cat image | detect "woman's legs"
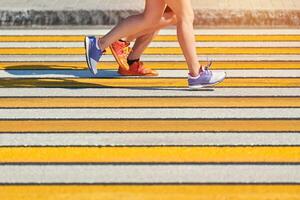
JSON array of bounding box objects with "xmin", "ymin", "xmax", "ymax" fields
[
  {"xmin": 98, "ymin": 0, "xmax": 166, "ymax": 50},
  {"xmin": 125, "ymin": 10, "xmax": 177, "ymax": 42},
  {"xmin": 127, "ymin": 11, "xmax": 177, "ymax": 60},
  {"xmin": 163, "ymin": 0, "xmax": 200, "ymax": 77}
]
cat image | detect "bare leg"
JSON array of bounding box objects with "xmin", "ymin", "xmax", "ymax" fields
[
  {"xmin": 127, "ymin": 31, "xmax": 159, "ymax": 61},
  {"xmin": 99, "ymin": 0, "xmax": 166, "ymax": 50},
  {"xmin": 163, "ymin": 0, "xmax": 200, "ymax": 77},
  {"xmin": 125, "ymin": 11, "xmax": 177, "ymax": 42},
  {"xmin": 127, "ymin": 10, "xmax": 177, "ymax": 60}
]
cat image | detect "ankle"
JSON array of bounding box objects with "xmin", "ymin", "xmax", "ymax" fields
[{"xmin": 127, "ymin": 58, "xmax": 140, "ymax": 66}]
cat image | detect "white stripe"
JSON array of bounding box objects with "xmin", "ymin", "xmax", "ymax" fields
[
  {"xmin": 0, "ymin": 88, "xmax": 299, "ymax": 97},
  {"xmin": 2, "ymin": 42, "xmax": 300, "ymax": 48},
  {"xmin": 0, "ymin": 132, "xmax": 299, "ymax": 146},
  {"xmin": 1, "ymin": 165, "xmax": 299, "ymax": 184},
  {"xmin": 1, "ymin": 55, "xmax": 300, "ymax": 62},
  {"xmin": 1, "ymin": 29, "xmax": 300, "ymax": 36},
  {"xmin": 0, "ymin": 42, "xmax": 82, "ymax": 48},
  {"xmin": 1, "ymin": 69, "xmax": 299, "ymax": 78},
  {"xmin": 0, "ymin": 108, "xmax": 299, "ymax": 119}
]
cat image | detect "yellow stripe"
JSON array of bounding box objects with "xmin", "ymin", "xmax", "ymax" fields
[
  {"xmin": 0, "ymin": 120, "xmax": 299, "ymax": 132},
  {"xmin": 0, "ymin": 78, "xmax": 299, "ymax": 88},
  {"xmin": 1, "ymin": 147, "xmax": 299, "ymax": 163},
  {"xmin": 1, "ymin": 35, "xmax": 300, "ymax": 42},
  {"xmin": 1, "ymin": 97, "xmax": 299, "ymax": 108},
  {"xmin": 1, "ymin": 47, "xmax": 300, "ymax": 55},
  {"xmin": 1, "ymin": 61, "xmax": 300, "ymax": 70},
  {"xmin": 146, "ymin": 47, "xmax": 300, "ymax": 55},
  {"xmin": 158, "ymin": 35, "xmax": 300, "ymax": 42},
  {"xmin": 1, "ymin": 185, "xmax": 299, "ymax": 200}
]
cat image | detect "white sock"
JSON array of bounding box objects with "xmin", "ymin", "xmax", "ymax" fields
[{"xmin": 188, "ymin": 73, "xmax": 200, "ymax": 79}]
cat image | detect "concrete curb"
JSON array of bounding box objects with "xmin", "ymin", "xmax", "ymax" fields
[{"xmin": 1, "ymin": 9, "xmax": 300, "ymax": 27}]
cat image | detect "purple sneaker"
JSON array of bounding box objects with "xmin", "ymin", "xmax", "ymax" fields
[
  {"xmin": 84, "ymin": 36, "xmax": 104, "ymax": 75},
  {"xmin": 188, "ymin": 62, "xmax": 226, "ymax": 89}
]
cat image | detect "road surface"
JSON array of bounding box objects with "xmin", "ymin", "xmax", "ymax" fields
[{"xmin": 0, "ymin": 28, "xmax": 299, "ymax": 199}]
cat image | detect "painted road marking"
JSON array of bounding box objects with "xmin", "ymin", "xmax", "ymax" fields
[
  {"xmin": 0, "ymin": 120, "xmax": 299, "ymax": 132},
  {"xmin": 0, "ymin": 108, "xmax": 299, "ymax": 119},
  {"xmin": 1, "ymin": 29, "xmax": 300, "ymax": 35},
  {"xmin": 1, "ymin": 132, "xmax": 299, "ymax": 146},
  {"xmin": 1, "ymin": 69, "xmax": 300, "ymax": 78},
  {"xmin": 2, "ymin": 41, "xmax": 300, "ymax": 48},
  {"xmin": 1, "ymin": 61, "xmax": 300, "ymax": 70},
  {"xmin": 0, "ymin": 185, "xmax": 299, "ymax": 200},
  {"xmin": 0, "ymin": 97, "xmax": 299, "ymax": 108},
  {"xmin": 0, "ymin": 147, "xmax": 299, "ymax": 163},
  {"xmin": 1, "ymin": 47, "xmax": 300, "ymax": 55},
  {"xmin": 2, "ymin": 35, "xmax": 300, "ymax": 42},
  {"xmin": 0, "ymin": 165, "xmax": 300, "ymax": 183},
  {"xmin": 1, "ymin": 55, "xmax": 300, "ymax": 61},
  {"xmin": 0, "ymin": 88, "xmax": 299, "ymax": 97},
  {"xmin": 0, "ymin": 78, "xmax": 299, "ymax": 88}
]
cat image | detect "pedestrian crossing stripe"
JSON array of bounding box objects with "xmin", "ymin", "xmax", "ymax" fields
[
  {"xmin": 1, "ymin": 132, "xmax": 299, "ymax": 146},
  {"xmin": 1, "ymin": 61, "xmax": 300, "ymax": 70},
  {"xmin": 1, "ymin": 47, "xmax": 300, "ymax": 55},
  {"xmin": 0, "ymin": 120, "xmax": 299, "ymax": 132},
  {"xmin": 0, "ymin": 97, "xmax": 299, "ymax": 108},
  {"xmin": 0, "ymin": 146, "xmax": 299, "ymax": 163},
  {"xmin": 0, "ymin": 78, "xmax": 299, "ymax": 88},
  {"xmin": 1, "ymin": 35, "xmax": 300, "ymax": 42},
  {"xmin": 0, "ymin": 185, "xmax": 299, "ymax": 200}
]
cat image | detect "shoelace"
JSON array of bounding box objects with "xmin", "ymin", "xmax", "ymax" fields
[
  {"xmin": 201, "ymin": 61, "xmax": 212, "ymax": 71},
  {"xmin": 200, "ymin": 61, "xmax": 213, "ymax": 76},
  {"xmin": 116, "ymin": 41, "xmax": 131, "ymax": 55}
]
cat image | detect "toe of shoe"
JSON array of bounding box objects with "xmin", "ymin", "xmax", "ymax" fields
[{"xmin": 212, "ymin": 71, "xmax": 226, "ymax": 84}]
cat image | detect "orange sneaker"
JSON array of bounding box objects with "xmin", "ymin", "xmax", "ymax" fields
[
  {"xmin": 109, "ymin": 40, "xmax": 158, "ymax": 76},
  {"xmin": 109, "ymin": 40, "xmax": 131, "ymax": 71},
  {"xmin": 118, "ymin": 61, "xmax": 158, "ymax": 76}
]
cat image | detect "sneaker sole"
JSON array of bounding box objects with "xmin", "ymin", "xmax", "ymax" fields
[{"xmin": 84, "ymin": 37, "xmax": 97, "ymax": 75}]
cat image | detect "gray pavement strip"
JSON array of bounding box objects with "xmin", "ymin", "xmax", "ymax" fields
[
  {"xmin": 0, "ymin": 165, "xmax": 299, "ymax": 184},
  {"xmin": 0, "ymin": 133, "xmax": 299, "ymax": 146},
  {"xmin": 0, "ymin": 108, "xmax": 299, "ymax": 119},
  {"xmin": 1, "ymin": 70, "xmax": 300, "ymax": 78},
  {"xmin": 0, "ymin": 88, "xmax": 299, "ymax": 97}
]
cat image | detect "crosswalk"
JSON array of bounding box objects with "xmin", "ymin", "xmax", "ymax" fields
[{"xmin": 0, "ymin": 28, "xmax": 299, "ymax": 199}]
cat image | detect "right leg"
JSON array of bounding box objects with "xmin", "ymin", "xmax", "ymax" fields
[
  {"xmin": 163, "ymin": 0, "xmax": 200, "ymax": 77},
  {"xmin": 164, "ymin": 0, "xmax": 226, "ymax": 89}
]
